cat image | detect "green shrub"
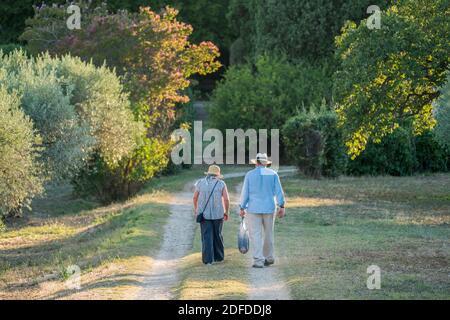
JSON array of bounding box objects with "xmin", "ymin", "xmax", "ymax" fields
[
  {"xmin": 228, "ymin": 0, "xmax": 392, "ymax": 63},
  {"xmin": 54, "ymin": 55, "xmax": 143, "ymax": 168},
  {"xmin": 282, "ymin": 108, "xmax": 347, "ymax": 177},
  {"xmin": 347, "ymin": 127, "xmax": 417, "ymax": 176},
  {"xmin": 0, "ymin": 50, "xmax": 92, "ymax": 180},
  {"xmin": 0, "ymin": 87, "xmax": 44, "ymax": 218},
  {"xmin": 414, "ymin": 131, "xmax": 448, "ymax": 173},
  {"xmin": 435, "ymin": 75, "xmax": 450, "ymax": 151},
  {"xmin": 20, "ymin": 4, "xmax": 220, "ymax": 200},
  {"xmin": 209, "ymin": 56, "xmax": 332, "ymax": 133},
  {"xmin": 0, "ymin": 49, "xmax": 143, "ymax": 203},
  {"xmin": 0, "ymin": 44, "xmax": 26, "ymax": 55}
]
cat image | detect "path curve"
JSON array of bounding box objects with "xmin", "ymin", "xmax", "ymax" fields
[{"xmin": 136, "ymin": 168, "xmax": 296, "ymax": 300}]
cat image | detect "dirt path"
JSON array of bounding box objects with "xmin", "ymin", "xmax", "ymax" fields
[
  {"xmin": 235, "ymin": 174, "xmax": 293, "ymax": 301},
  {"xmin": 135, "ymin": 171, "xmax": 248, "ymax": 300},
  {"xmin": 135, "ymin": 183, "xmax": 195, "ymax": 300},
  {"xmin": 136, "ymin": 168, "xmax": 295, "ymax": 300}
]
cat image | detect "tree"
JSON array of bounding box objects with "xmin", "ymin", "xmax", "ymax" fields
[
  {"xmin": 0, "ymin": 87, "xmax": 44, "ymax": 218},
  {"xmin": 21, "ymin": 4, "xmax": 220, "ymax": 136},
  {"xmin": 209, "ymin": 55, "xmax": 331, "ymax": 133},
  {"xmin": 0, "ymin": 50, "xmax": 92, "ymax": 180},
  {"xmin": 227, "ymin": 0, "xmax": 392, "ymax": 64},
  {"xmin": 282, "ymin": 107, "xmax": 347, "ymax": 178},
  {"xmin": 54, "ymin": 54, "xmax": 143, "ymax": 168},
  {"xmin": 334, "ymin": 0, "xmax": 450, "ymax": 158},
  {"xmin": 21, "ymin": 4, "xmax": 221, "ymax": 199},
  {"xmin": 0, "ymin": 50, "xmax": 142, "ymax": 183},
  {"xmin": 435, "ymin": 75, "xmax": 450, "ymax": 151}
]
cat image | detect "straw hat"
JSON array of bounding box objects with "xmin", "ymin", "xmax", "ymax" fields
[
  {"xmin": 250, "ymin": 153, "xmax": 272, "ymax": 165},
  {"xmin": 204, "ymin": 165, "xmax": 223, "ymax": 178}
]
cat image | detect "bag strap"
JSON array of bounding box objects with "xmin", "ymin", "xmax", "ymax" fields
[{"xmin": 199, "ymin": 180, "xmax": 220, "ymax": 214}]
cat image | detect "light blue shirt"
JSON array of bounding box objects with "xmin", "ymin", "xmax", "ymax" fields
[{"xmin": 239, "ymin": 167, "xmax": 285, "ymax": 214}]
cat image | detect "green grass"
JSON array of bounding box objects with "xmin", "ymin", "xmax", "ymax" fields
[
  {"xmin": 2, "ymin": 166, "xmax": 448, "ymax": 300},
  {"xmin": 277, "ymin": 173, "xmax": 450, "ymax": 299},
  {"xmin": 0, "ymin": 167, "xmax": 206, "ymax": 299}
]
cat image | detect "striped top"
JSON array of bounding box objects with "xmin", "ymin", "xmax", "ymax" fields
[{"xmin": 195, "ymin": 176, "xmax": 226, "ymax": 220}]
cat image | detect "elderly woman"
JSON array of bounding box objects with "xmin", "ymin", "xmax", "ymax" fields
[{"xmin": 193, "ymin": 165, "xmax": 230, "ymax": 265}]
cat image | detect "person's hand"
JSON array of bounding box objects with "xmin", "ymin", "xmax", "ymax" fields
[
  {"xmin": 224, "ymin": 212, "xmax": 229, "ymax": 221},
  {"xmin": 277, "ymin": 207, "xmax": 286, "ymax": 218},
  {"xmin": 239, "ymin": 208, "xmax": 246, "ymax": 217}
]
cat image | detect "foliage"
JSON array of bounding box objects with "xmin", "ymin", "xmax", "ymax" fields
[
  {"xmin": 21, "ymin": 3, "xmax": 220, "ymax": 134},
  {"xmin": 414, "ymin": 131, "xmax": 448, "ymax": 173},
  {"xmin": 334, "ymin": 0, "xmax": 450, "ymax": 158},
  {"xmin": 0, "ymin": 50, "xmax": 141, "ymax": 183},
  {"xmin": 21, "ymin": 3, "xmax": 221, "ymax": 199},
  {"xmin": 73, "ymin": 137, "xmax": 171, "ymax": 202},
  {"xmin": 434, "ymin": 75, "xmax": 450, "ymax": 151},
  {"xmin": 347, "ymin": 127, "xmax": 417, "ymax": 176},
  {"xmin": 53, "ymin": 55, "xmax": 143, "ymax": 167},
  {"xmin": 0, "ymin": 43, "xmax": 26, "ymax": 55},
  {"xmin": 0, "ymin": 50, "xmax": 92, "ymax": 180},
  {"xmin": 126, "ymin": 7, "xmax": 220, "ymax": 136},
  {"xmin": 0, "ymin": 0, "xmax": 35, "ymax": 44},
  {"xmin": 3, "ymin": 0, "xmax": 232, "ymax": 51},
  {"xmin": 209, "ymin": 55, "xmax": 331, "ymax": 132},
  {"xmin": 0, "ymin": 87, "xmax": 44, "ymax": 218},
  {"xmin": 227, "ymin": 0, "xmax": 392, "ymax": 63},
  {"xmin": 282, "ymin": 107, "xmax": 347, "ymax": 178}
]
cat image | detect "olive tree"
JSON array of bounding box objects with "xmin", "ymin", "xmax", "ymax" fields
[{"xmin": 0, "ymin": 87, "xmax": 44, "ymax": 218}]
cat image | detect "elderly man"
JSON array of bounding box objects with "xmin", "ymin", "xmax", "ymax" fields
[{"xmin": 239, "ymin": 153, "xmax": 286, "ymax": 268}]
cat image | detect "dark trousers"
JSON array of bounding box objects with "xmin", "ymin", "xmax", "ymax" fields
[{"xmin": 200, "ymin": 219, "xmax": 224, "ymax": 264}]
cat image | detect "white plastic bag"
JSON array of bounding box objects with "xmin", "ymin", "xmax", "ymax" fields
[{"xmin": 238, "ymin": 217, "xmax": 250, "ymax": 254}]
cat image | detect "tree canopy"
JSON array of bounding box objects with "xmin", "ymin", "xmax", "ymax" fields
[
  {"xmin": 0, "ymin": 87, "xmax": 43, "ymax": 217},
  {"xmin": 334, "ymin": 0, "xmax": 450, "ymax": 158}
]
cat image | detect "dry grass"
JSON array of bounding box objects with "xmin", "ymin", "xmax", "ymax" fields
[
  {"xmin": 0, "ymin": 165, "xmax": 251, "ymax": 300},
  {"xmin": 277, "ymin": 173, "xmax": 450, "ymax": 299},
  {"xmin": 2, "ymin": 167, "xmax": 448, "ymax": 300},
  {"xmin": 0, "ymin": 167, "xmax": 207, "ymax": 300}
]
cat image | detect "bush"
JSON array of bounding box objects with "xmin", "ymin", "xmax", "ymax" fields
[
  {"xmin": 54, "ymin": 55, "xmax": 143, "ymax": 168},
  {"xmin": 435, "ymin": 75, "xmax": 450, "ymax": 151},
  {"xmin": 0, "ymin": 87, "xmax": 44, "ymax": 218},
  {"xmin": 414, "ymin": 131, "xmax": 448, "ymax": 173},
  {"xmin": 282, "ymin": 108, "xmax": 347, "ymax": 178},
  {"xmin": 209, "ymin": 56, "xmax": 332, "ymax": 133},
  {"xmin": 0, "ymin": 50, "xmax": 142, "ymax": 182},
  {"xmin": 21, "ymin": 4, "xmax": 221, "ymax": 200},
  {"xmin": 0, "ymin": 50, "xmax": 92, "ymax": 180},
  {"xmin": 228, "ymin": 0, "xmax": 392, "ymax": 63},
  {"xmin": 0, "ymin": 44, "xmax": 26, "ymax": 55},
  {"xmin": 347, "ymin": 127, "xmax": 417, "ymax": 176}
]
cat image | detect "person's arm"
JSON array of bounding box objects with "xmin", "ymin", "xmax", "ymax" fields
[
  {"xmin": 239, "ymin": 174, "xmax": 249, "ymax": 217},
  {"xmin": 222, "ymin": 184, "xmax": 230, "ymax": 221},
  {"xmin": 274, "ymin": 174, "xmax": 286, "ymax": 218},
  {"xmin": 193, "ymin": 190, "xmax": 199, "ymax": 217}
]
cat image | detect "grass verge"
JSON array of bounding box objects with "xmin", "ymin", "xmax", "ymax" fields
[
  {"xmin": 277, "ymin": 173, "xmax": 450, "ymax": 299},
  {"xmin": 0, "ymin": 167, "xmax": 204, "ymax": 300}
]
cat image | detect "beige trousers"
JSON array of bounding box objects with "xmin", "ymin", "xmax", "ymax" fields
[{"xmin": 247, "ymin": 213, "xmax": 275, "ymax": 266}]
